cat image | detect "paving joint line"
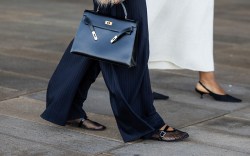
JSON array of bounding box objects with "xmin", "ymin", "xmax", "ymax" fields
[
  {"xmin": 180, "ymin": 112, "xmax": 229, "ymax": 129},
  {"xmin": 195, "ymin": 125, "xmax": 250, "ymax": 139},
  {"xmin": 0, "ymin": 51, "xmax": 60, "ymax": 64},
  {"xmin": 224, "ymin": 115, "xmax": 250, "ymax": 122},
  {"xmin": 94, "ymin": 140, "xmax": 143, "ymax": 156},
  {"xmin": 0, "ymin": 131, "xmax": 89, "ymax": 155},
  {"xmin": 0, "ymin": 89, "xmax": 46, "ymax": 102},
  {"xmin": 187, "ymin": 137, "xmax": 250, "ymax": 155},
  {"xmin": 0, "ymin": 113, "xmax": 123, "ymax": 144},
  {"xmin": 0, "ymin": 70, "xmax": 49, "ymax": 81}
]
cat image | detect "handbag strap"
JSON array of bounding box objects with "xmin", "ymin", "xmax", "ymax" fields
[
  {"xmin": 84, "ymin": 15, "xmax": 133, "ymax": 42},
  {"xmin": 96, "ymin": 1, "xmax": 128, "ymax": 19},
  {"xmin": 84, "ymin": 16, "xmax": 98, "ymax": 41},
  {"xmin": 110, "ymin": 27, "xmax": 133, "ymax": 44}
]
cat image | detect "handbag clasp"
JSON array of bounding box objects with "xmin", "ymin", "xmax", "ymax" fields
[{"xmin": 105, "ymin": 21, "xmax": 113, "ymax": 26}]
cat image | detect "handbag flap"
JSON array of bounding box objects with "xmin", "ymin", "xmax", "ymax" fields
[{"xmin": 83, "ymin": 10, "xmax": 137, "ymax": 32}]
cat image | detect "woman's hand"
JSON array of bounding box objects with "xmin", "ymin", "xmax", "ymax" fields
[{"xmin": 96, "ymin": 0, "xmax": 125, "ymax": 5}]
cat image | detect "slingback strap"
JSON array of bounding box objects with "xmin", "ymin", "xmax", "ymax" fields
[
  {"xmin": 110, "ymin": 27, "xmax": 133, "ymax": 44},
  {"xmin": 198, "ymin": 81, "xmax": 212, "ymax": 93},
  {"xmin": 159, "ymin": 125, "xmax": 169, "ymax": 138},
  {"xmin": 84, "ymin": 16, "xmax": 98, "ymax": 41},
  {"xmin": 78, "ymin": 118, "xmax": 86, "ymax": 127}
]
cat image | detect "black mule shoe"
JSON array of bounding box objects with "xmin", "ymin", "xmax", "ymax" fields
[
  {"xmin": 153, "ymin": 92, "xmax": 169, "ymax": 100},
  {"xmin": 195, "ymin": 81, "xmax": 242, "ymax": 103},
  {"xmin": 151, "ymin": 125, "xmax": 189, "ymax": 142}
]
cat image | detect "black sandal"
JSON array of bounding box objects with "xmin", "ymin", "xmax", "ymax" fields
[
  {"xmin": 67, "ymin": 118, "xmax": 106, "ymax": 131},
  {"xmin": 151, "ymin": 125, "xmax": 189, "ymax": 142},
  {"xmin": 153, "ymin": 92, "xmax": 169, "ymax": 100}
]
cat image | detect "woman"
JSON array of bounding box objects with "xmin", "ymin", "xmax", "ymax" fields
[
  {"xmin": 147, "ymin": 0, "xmax": 241, "ymax": 102},
  {"xmin": 41, "ymin": 0, "xmax": 189, "ymax": 142}
]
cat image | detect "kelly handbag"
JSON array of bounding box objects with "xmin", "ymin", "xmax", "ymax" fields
[{"xmin": 70, "ymin": 2, "xmax": 138, "ymax": 67}]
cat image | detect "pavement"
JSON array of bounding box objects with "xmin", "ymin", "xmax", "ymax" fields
[{"xmin": 0, "ymin": 0, "xmax": 250, "ymax": 155}]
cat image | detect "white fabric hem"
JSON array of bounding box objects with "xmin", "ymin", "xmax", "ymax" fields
[{"xmin": 148, "ymin": 61, "xmax": 214, "ymax": 72}]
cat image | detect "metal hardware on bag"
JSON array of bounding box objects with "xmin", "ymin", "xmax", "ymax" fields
[
  {"xmin": 110, "ymin": 27, "xmax": 133, "ymax": 44},
  {"xmin": 105, "ymin": 21, "xmax": 113, "ymax": 26},
  {"xmin": 84, "ymin": 16, "xmax": 98, "ymax": 41},
  {"xmin": 92, "ymin": 31, "xmax": 98, "ymax": 40},
  {"xmin": 110, "ymin": 36, "xmax": 118, "ymax": 43}
]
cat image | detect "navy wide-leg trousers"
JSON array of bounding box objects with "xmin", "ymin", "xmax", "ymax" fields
[{"xmin": 41, "ymin": 0, "xmax": 165, "ymax": 142}]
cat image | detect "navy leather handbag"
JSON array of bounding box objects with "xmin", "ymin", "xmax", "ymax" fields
[{"xmin": 70, "ymin": 3, "xmax": 138, "ymax": 67}]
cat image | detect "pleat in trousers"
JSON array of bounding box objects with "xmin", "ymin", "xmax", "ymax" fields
[{"xmin": 41, "ymin": 0, "xmax": 165, "ymax": 142}]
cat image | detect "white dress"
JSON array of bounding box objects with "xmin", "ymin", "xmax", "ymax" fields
[{"xmin": 147, "ymin": 0, "xmax": 214, "ymax": 71}]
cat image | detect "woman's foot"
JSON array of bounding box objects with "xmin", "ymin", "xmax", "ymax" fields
[
  {"xmin": 196, "ymin": 80, "xmax": 225, "ymax": 96},
  {"xmin": 151, "ymin": 125, "xmax": 189, "ymax": 142},
  {"xmin": 67, "ymin": 118, "xmax": 106, "ymax": 131},
  {"xmin": 195, "ymin": 81, "xmax": 242, "ymax": 102},
  {"xmin": 198, "ymin": 71, "xmax": 225, "ymax": 95},
  {"xmin": 196, "ymin": 72, "xmax": 242, "ymax": 102}
]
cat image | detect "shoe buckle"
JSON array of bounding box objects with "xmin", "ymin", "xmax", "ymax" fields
[{"xmin": 160, "ymin": 131, "xmax": 166, "ymax": 138}]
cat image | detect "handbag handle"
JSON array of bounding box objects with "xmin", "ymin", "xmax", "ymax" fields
[{"xmin": 96, "ymin": 1, "xmax": 128, "ymax": 19}]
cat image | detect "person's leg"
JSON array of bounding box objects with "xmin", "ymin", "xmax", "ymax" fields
[
  {"xmin": 66, "ymin": 61, "xmax": 106, "ymax": 130},
  {"xmin": 196, "ymin": 71, "xmax": 225, "ymax": 95},
  {"xmin": 67, "ymin": 61, "xmax": 101, "ymax": 120},
  {"xmin": 195, "ymin": 71, "xmax": 241, "ymax": 102},
  {"xmin": 95, "ymin": 0, "xmax": 188, "ymax": 142},
  {"xmin": 41, "ymin": 40, "xmax": 104, "ymax": 127}
]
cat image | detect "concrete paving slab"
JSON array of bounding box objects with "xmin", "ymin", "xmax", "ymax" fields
[
  {"xmin": 84, "ymin": 86, "xmax": 113, "ymax": 116},
  {"xmin": 0, "ymin": 26, "xmax": 71, "ymax": 53},
  {"xmin": 0, "ymin": 115, "xmax": 123, "ymax": 155},
  {"xmin": 0, "ymin": 54, "xmax": 56, "ymax": 79},
  {"xmin": 21, "ymin": 85, "xmax": 228, "ymax": 135},
  {"xmin": 0, "ymin": 86, "xmax": 19, "ymax": 101},
  {"xmin": 110, "ymin": 140, "xmax": 249, "ymax": 156},
  {"xmin": 0, "ymin": 71, "xmax": 48, "ymax": 91},
  {"xmin": 164, "ymin": 68, "xmax": 248, "ymax": 97},
  {"xmin": 0, "ymin": 47, "xmax": 62, "ymax": 64},
  {"xmin": 149, "ymin": 72, "xmax": 249, "ymax": 111},
  {"xmin": 0, "ymin": 133, "xmax": 85, "ymax": 156},
  {"xmin": 96, "ymin": 153, "xmax": 114, "ymax": 156},
  {"xmin": 214, "ymin": 42, "xmax": 235, "ymax": 52},
  {"xmin": 0, "ymin": 0, "xmax": 92, "ymax": 53},
  {"xmin": 196, "ymin": 116, "xmax": 250, "ymax": 137},
  {"xmin": 226, "ymin": 106, "xmax": 250, "ymax": 120},
  {"xmin": 214, "ymin": 49, "xmax": 250, "ymax": 70},
  {"xmin": 154, "ymin": 100, "xmax": 227, "ymax": 128},
  {"xmin": 183, "ymin": 126, "xmax": 250, "ymax": 154},
  {"xmin": 0, "ymin": 71, "xmax": 47, "ymax": 101},
  {"xmin": 214, "ymin": 64, "xmax": 250, "ymax": 88},
  {"xmin": 23, "ymin": 77, "xmax": 113, "ymax": 115},
  {"xmin": 0, "ymin": 96, "xmax": 122, "ymax": 141},
  {"xmin": 151, "ymin": 63, "xmax": 250, "ymax": 89},
  {"xmin": 25, "ymin": 75, "xmax": 244, "ymax": 130},
  {"xmin": 155, "ymin": 87, "xmax": 249, "ymax": 111},
  {"xmin": 40, "ymin": 76, "xmax": 229, "ymax": 128},
  {"xmin": 215, "ymin": 45, "xmax": 250, "ymax": 58},
  {"xmin": 24, "ymin": 90, "xmax": 47, "ymax": 102},
  {"xmin": 0, "ymin": 97, "xmax": 48, "ymax": 124},
  {"xmin": 214, "ymin": 19, "xmax": 250, "ymax": 43}
]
